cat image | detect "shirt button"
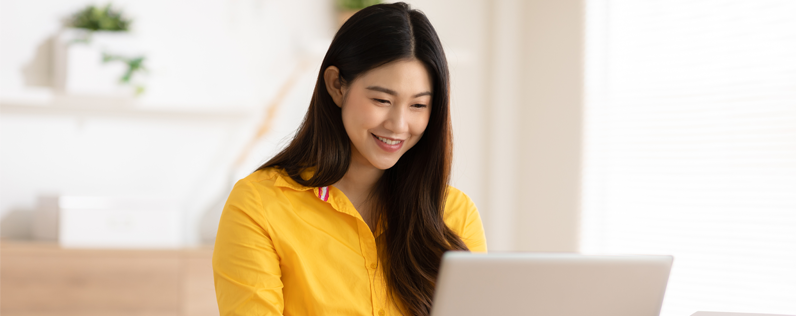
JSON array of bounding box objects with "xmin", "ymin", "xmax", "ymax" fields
[
  {"xmin": 378, "ymin": 309, "xmax": 385, "ymax": 316},
  {"xmin": 370, "ymin": 263, "xmax": 378, "ymax": 269}
]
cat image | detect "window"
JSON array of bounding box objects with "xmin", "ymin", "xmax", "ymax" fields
[{"xmin": 582, "ymin": 1, "xmax": 796, "ymax": 315}]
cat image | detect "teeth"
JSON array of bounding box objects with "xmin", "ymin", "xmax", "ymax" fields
[{"xmin": 377, "ymin": 136, "xmax": 402, "ymax": 145}]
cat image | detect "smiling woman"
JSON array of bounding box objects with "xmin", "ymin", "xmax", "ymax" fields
[{"xmin": 211, "ymin": 2, "xmax": 487, "ymax": 316}]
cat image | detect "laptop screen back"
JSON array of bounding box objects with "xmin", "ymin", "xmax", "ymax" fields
[{"xmin": 431, "ymin": 252, "xmax": 673, "ymax": 316}]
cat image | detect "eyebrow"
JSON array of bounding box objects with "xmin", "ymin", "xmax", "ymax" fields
[{"xmin": 366, "ymin": 86, "xmax": 432, "ymax": 98}]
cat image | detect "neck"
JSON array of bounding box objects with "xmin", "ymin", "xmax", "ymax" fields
[
  {"xmin": 333, "ymin": 147, "xmax": 385, "ymax": 233},
  {"xmin": 336, "ymin": 156, "xmax": 384, "ymax": 197}
]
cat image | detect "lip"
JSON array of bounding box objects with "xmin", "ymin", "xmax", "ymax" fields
[{"xmin": 372, "ymin": 133, "xmax": 404, "ymax": 153}]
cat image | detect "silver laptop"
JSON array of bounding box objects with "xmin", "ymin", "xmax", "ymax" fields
[{"xmin": 431, "ymin": 252, "xmax": 673, "ymax": 316}]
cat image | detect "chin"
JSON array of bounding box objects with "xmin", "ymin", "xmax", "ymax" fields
[
  {"xmin": 374, "ymin": 163, "xmax": 398, "ymax": 170},
  {"xmin": 370, "ymin": 158, "xmax": 400, "ymax": 170}
]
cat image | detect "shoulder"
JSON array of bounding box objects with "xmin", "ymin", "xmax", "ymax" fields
[
  {"xmin": 442, "ymin": 186, "xmax": 487, "ymax": 252},
  {"xmin": 224, "ymin": 167, "xmax": 295, "ymax": 222},
  {"xmin": 442, "ymin": 186, "xmax": 476, "ymax": 225},
  {"xmin": 443, "ymin": 186, "xmax": 475, "ymax": 215},
  {"xmin": 230, "ymin": 168, "xmax": 283, "ymax": 200}
]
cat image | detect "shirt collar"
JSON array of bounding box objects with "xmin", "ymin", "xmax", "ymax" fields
[
  {"xmin": 271, "ymin": 167, "xmax": 382, "ymax": 238},
  {"xmin": 272, "ymin": 167, "xmax": 316, "ymax": 191}
]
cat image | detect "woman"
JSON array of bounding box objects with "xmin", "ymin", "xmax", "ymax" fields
[{"xmin": 212, "ymin": 3, "xmax": 487, "ymax": 315}]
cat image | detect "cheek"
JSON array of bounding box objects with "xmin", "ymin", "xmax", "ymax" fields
[
  {"xmin": 410, "ymin": 113, "xmax": 431, "ymax": 138},
  {"xmin": 342, "ymin": 99, "xmax": 379, "ymax": 133}
]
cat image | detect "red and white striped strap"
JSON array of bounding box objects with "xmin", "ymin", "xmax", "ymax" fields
[{"xmin": 317, "ymin": 186, "xmax": 329, "ymax": 202}]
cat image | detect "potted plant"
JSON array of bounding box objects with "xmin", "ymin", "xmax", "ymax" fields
[
  {"xmin": 53, "ymin": 4, "xmax": 147, "ymax": 98},
  {"xmin": 67, "ymin": 3, "xmax": 132, "ymax": 41}
]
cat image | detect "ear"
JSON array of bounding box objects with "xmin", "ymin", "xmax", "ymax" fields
[{"xmin": 324, "ymin": 66, "xmax": 345, "ymax": 108}]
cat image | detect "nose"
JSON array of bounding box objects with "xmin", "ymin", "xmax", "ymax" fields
[{"xmin": 384, "ymin": 104, "xmax": 409, "ymax": 135}]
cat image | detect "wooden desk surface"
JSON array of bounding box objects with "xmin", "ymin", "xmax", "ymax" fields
[{"xmin": 0, "ymin": 241, "xmax": 218, "ymax": 316}]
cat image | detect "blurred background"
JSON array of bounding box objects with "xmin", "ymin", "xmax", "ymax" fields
[{"xmin": 0, "ymin": 0, "xmax": 794, "ymax": 315}]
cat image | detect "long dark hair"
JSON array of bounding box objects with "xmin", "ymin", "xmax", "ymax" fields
[{"xmin": 258, "ymin": 3, "xmax": 468, "ymax": 315}]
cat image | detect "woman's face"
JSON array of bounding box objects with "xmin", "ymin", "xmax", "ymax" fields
[{"xmin": 328, "ymin": 59, "xmax": 433, "ymax": 170}]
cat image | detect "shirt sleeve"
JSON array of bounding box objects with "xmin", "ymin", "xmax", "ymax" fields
[
  {"xmin": 460, "ymin": 193, "xmax": 488, "ymax": 253},
  {"xmin": 445, "ymin": 188, "xmax": 488, "ymax": 253},
  {"xmin": 212, "ymin": 179, "xmax": 285, "ymax": 315}
]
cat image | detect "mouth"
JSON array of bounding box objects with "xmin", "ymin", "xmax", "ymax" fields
[
  {"xmin": 372, "ymin": 133, "xmax": 404, "ymax": 153},
  {"xmin": 372, "ymin": 134, "xmax": 404, "ymax": 145}
]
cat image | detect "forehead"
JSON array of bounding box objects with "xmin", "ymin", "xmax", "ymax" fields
[{"xmin": 353, "ymin": 59, "xmax": 433, "ymax": 94}]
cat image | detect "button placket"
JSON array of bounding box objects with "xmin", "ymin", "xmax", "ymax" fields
[
  {"xmin": 326, "ymin": 185, "xmax": 383, "ymax": 315},
  {"xmin": 351, "ymin": 214, "xmax": 379, "ymax": 315},
  {"xmin": 372, "ymin": 263, "xmax": 387, "ymax": 316}
]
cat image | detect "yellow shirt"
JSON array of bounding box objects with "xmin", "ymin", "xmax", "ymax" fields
[{"xmin": 212, "ymin": 167, "xmax": 487, "ymax": 315}]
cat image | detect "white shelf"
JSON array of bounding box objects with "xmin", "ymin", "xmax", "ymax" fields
[{"xmin": 0, "ymin": 95, "xmax": 252, "ymax": 121}]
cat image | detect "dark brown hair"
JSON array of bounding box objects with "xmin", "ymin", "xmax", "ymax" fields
[{"xmin": 258, "ymin": 2, "xmax": 468, "ymax": 315}]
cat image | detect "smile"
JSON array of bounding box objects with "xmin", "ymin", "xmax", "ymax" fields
[
  {"xmin": 373, "ymin": 134, "xmax": 403, "ymax": 145},
  {"xmin": 371, "ymin": 134, "xmax": 404, "ymax": 153}
]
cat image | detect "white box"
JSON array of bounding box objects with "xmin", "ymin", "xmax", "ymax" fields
[
  {"xmin": 57, "ymin": 196, "xmax": 183, "ymax": 249},
  {"xmin": 52, "ymin": 28, "xmax": 144, "ymax": 98}
]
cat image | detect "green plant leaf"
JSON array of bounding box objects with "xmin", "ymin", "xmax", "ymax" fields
[
  {"xmin": 66, "ymin": 3, "xmax": 132, "ymax": 31},
  {"xmin": 337, "ymin": 0, "xmax": 381, "ymax": 10},
  {"xmin": 101, "ymin": 52, "xmax": 147, "ymax": 89}
]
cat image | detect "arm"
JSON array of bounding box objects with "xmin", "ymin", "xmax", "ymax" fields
[{"xmin": 212, "ymin": 180, "xmax": 285, "ymax": 315}]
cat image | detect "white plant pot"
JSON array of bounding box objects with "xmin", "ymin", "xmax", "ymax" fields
[{"xmin": 52, "ymin": 28, "xmax": 145, "ymax": 98}]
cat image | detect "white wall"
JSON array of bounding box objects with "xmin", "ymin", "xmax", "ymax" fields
[{"xmin": 515, "ymin": 0, "xmax": 584, "ymax": 252}]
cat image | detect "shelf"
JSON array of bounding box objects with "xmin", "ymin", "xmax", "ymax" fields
[{"xmin": 0, "ymin": 95, "xmax": 252, "ymax": 121}]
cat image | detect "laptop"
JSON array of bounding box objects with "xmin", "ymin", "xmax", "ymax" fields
[{"xmin": 431, "ymin": 252, "xmax": 673, "ymax": 316}]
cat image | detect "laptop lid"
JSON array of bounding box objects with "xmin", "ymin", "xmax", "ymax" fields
[{"xmin": 431, "ymin": 252, "xmax": 673, "ymax": 316}]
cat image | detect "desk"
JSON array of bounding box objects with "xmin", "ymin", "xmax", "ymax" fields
[{"xmin": 0, "ymin": 241, "xmax": 218, "ymax": 316}]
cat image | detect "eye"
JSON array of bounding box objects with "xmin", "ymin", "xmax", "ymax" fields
[
  {"xmin": 373, "ymin": 98, "xmax": 390, "ymax": 105},
  {"xmin": 412, "ymin": 103, "xmax": 428, "ymax": 108}
]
